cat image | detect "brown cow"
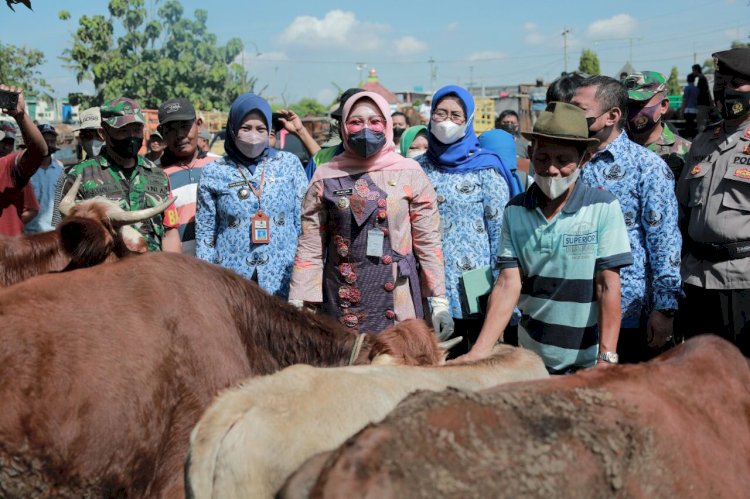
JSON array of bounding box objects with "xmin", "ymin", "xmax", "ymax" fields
[
  {"xmin": 283, "ymin": 336, "xmax": 750, "ymax": 499},
  {"xmin": 0, "ymin": 253, "xmax": 447, "ymax": 498},
  {"xmin": 0, "ymin": 175, "xmax": 174, "ymax": 287}
]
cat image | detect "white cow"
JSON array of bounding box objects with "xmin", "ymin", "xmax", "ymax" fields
[{"xmin": 186, "ymin": 344, "xmax": 549, "ymax": 499}]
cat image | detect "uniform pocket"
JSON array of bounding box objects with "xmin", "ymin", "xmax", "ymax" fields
[
  {"xmin": 685, "ymin": 162, "xmax": 710, "ymax": 207},
  {"xmin": 721, "ymin": 165, "xmax": 750, "ymax": 212}
]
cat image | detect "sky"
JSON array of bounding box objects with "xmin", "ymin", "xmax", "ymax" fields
[{"xmin": 1, "ymin": 0, "xmax": 748, "ymax": 107}]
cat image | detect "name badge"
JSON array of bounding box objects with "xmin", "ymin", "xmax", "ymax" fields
[
  {"xmin": 366, "ymin": 229, "xmax": 384, "ymax": 258},
  {"xmin": 333, "ymin": 188, "xmax": 354, "ymax": 196},
  {"xmin": 251, "ymin": 211, "xmax": 270, "ymax": 244}
]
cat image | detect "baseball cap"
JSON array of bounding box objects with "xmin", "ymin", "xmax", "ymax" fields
[
  {"xmin": 76, "ymin": 107, "xmax": 101, "ymax": 130},
  {"xmin": 1, "ymin": 122, "xmax": 17, "ymax": 142},
  {"xmin": 713, "ymin": 48, "xmax": 750, "ymax": 79},
  {"xmin": 149, "ymin": 130, "xmax": 163, "ymax": 140},
  {"xmin": 37, "ymin": 123, "xmax": 58, "ymax": 137},
  {"xmin": 622, "ymin": 71, "xmax": 667, "ymax": 101},
  {"xmin": 331, "ymin": 88, "xmax": 365, "ymax": 121},
  {"xmin": 521, "ymin": 101, "xmax": 600, "ymax": 146},
  {"xmin": 100, "ymin": 98, "xmax": 146, "ymax": 128},
  {"xmin": 158, "ymin": 98, "xmax": 196, "ymax": 125}
]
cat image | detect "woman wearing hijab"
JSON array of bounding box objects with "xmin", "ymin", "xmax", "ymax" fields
[
  {"xmin": 399, "ymin": 125, "xmax": 429, "ymax": 159},
  {"xmin": 478, "ymin": 128, "xmax": 529, "ymax": 192},
  {"xmin": 417, "ymin": 85, "xmax": 519, "ymax": 354},
  {"xmin": 289, "ymin": 91, "xmax": 453, "ymax": 338},
  {"xmin": 195, "ymin": 93, "xmax": 308, "ymax": 298}
]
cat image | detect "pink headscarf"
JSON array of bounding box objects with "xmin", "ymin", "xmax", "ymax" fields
[{"xmin": 312, "ymin": 91, "xmax": 422, "ymax": 181}]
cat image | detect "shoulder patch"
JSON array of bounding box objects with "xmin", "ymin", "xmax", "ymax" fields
[{"xmin": 734, "ymin": 167, "xmax": 750, "ymax": 180}]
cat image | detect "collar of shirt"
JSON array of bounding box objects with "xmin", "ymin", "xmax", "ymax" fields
[
  {"xmin": 657, "ymin": 124, "xmax": 676, "ymax": 147},
  {"xmin": 591, "ymin": 130, "xmax": 627, "ymax": 163},
  {"xmin": 98, "ymin": 150, "xmax": 155, "ymax": 171}
]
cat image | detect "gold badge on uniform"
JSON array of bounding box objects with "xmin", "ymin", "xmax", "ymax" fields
[
  {"xmin": 734, "ymin": 168, "xmax": 750, "ymax": 180},
  {"xmin": 733, "ymin": 102, "xmax": 744, "ymax": 115},
  {"xmin": 690, "ymin": 165, "xmax": 702, "ymax": 175},
  {"xmin": 337, "ymin": 196, "xmax": 350, "ymax": 209},
  {"xmin": 713, "ymin": 126, "xmax": 721, "ymax": 139}
]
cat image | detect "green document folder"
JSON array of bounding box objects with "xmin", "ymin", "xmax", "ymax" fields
[{"xmin": 461, "ymin": 266, "xmax": 495, "ymax": 315}]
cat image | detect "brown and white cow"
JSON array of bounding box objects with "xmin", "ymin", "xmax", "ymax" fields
[
  {"xmin": 0, "ymin": 253, "xmax": 448, "ymax": 499},
  {"xmin": 185, "ymin": 344, "xmax": 549, "ymax": 499},
  {"xmin": 283, "ymin": 335, "xmax": 750, "ymax": 499},
  {"xmin": 0, "ymin": 175, "xmax": 174, "ymax": 287}
]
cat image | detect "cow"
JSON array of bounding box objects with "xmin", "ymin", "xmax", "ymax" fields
[
  {"xmin": 282, "ymin": 335, "xmax": 750, "ymax": 499},
  {"xmin": 185, "ymin": 344, "xmax": 549, "ymax": 499},
  {"xmin": 0, "ymin": 175, "xmax": 174, "ymax": 287},
  {"xmin": 0, "ymin": 252, "xmax": 450, "ymax": 499}
]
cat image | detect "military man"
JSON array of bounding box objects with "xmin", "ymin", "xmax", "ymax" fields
[
  {"xmin": 55, "ymin": 97, "xmax": 180, "ymax": 252},
  {"xmin": 624, "ymin": 71, "xmax": 691, "ymax": 182},
  {"xmin": 676, "ymin": 48, "xmax": 750, "ymax": 355}
]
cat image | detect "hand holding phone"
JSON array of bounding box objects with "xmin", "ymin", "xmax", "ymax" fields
[{"xmin": 0, "ymin": 85, "xmax": 24, "ymax": 117}]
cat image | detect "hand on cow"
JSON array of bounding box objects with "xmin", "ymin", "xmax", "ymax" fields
[
  {"xmin": 647, "ymin": 310, "xmax": 674, "ymax": 349},
  {"xmin": 430, "ymin": 296, "xmax": 454, "ymax": 340},
  {"xmin": 449, "ymin": 343, "xmax": 493, "ymax": 364}
]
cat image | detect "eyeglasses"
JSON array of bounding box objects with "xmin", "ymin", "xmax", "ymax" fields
[
  {"xmin": 432, "ymin": 109, "xmax": 466, "ymax": 124},
  {"xmin": 345, "ymin": 116, "xmax": 386, "ymax": 133}
]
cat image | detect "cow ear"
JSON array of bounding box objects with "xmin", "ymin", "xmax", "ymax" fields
[{"xmin": 59, "ymin": 217, "xmax": 115, "ymax": 270}]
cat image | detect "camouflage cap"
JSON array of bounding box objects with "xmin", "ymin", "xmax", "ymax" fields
[
  {"xmin": 100, "ymin": 97, "xmax": 146, "ymax": 128},
  {"xmin": 623, "ymin": 71, "xmax": 667, "ymax": 101}
]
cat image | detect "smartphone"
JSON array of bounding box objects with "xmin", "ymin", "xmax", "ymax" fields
[{"xmin": 0, "ymin": 90, "xmax": 19, "ymax": 111}]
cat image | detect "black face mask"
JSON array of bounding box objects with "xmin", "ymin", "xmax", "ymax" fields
[
  {"xmin": 109, "ymin": 136, "xmax": 142, "ymax": 159},
  {"xmin": 347, "ymin": 128, "xmax": 386, "ymax": 158},
  {"xmin": 720, "ymin": 89, "xmax": 750, "ymax": 120}
]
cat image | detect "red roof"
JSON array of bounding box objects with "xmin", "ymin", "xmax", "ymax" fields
[{"xmin": 361, "ymin": 69, "xmax": 399, "ymax": 104}]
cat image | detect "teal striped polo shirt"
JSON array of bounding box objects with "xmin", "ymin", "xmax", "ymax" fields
[{"xmin": 498, "ymin": 181, "xmax": 633, "ymax": 373}]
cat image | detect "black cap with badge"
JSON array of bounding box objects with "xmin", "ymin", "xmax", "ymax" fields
[
  {"xmin": 158, "ymin": 98, "xmax": 197, "ymax": 125},
  {"xmin": 713, "ymin": 48, "xmax": 750, "ymax": 79}
]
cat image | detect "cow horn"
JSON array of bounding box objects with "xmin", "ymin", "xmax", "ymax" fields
[
  {"xmin": 108, "ymin": 196, "xmax": 177, "ymax": 226},
  {"xmin": 58, "ymin": 175, "xmax": 83, "ymax": 216},
  {"xmin": 438, "ymin": 336, "xmax": 463, "ymax": 351}
]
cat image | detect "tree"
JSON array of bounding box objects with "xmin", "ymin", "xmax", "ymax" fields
[
  {"xmin": 731, "ymin": 40, "xmax": 750, "ymax": 49},
  {"xmin": 290, "ymin": 98, "xmax": 327, "ymax": 117},
  {"xmin": 0, "ymin": 42, "xmax": 50, "ymax": 95},
  {"xmin": 59, "ymin": 0, "xmax": 253, "ymax": 110},
  {"xmin": 578, "ymin": 49, "xmax": 601, "ymax": 76},
  {"xmin": 702, "ymin": 58, "xmax": 716, "ymax": 75},
  {"xmin": 666, "ymin": 67, "xmax": 681, "ymax": 96}
]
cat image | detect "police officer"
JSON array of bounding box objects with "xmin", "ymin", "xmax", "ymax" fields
[
  {"xmin": 623, "ymin": 71, "xmax": 691, "ymax": 183},
  {"xmin": 676, "ymin": 47, "xmax": 750, "ymax": 355}
]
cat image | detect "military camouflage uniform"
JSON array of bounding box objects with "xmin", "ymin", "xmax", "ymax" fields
[
  {"xmin": 647, "ymin": 124, "xmax": 692, "ymax": 181},
  {"xmin": 57, "ymin": 153, "xmax": 177, "ymax": 252}
]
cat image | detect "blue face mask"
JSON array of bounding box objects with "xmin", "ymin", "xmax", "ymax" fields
[{"xmin": 347, "ymin": 129, "xmax": 386, "ymax": 158}]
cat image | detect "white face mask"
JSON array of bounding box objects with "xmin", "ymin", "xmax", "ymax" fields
[
  {"xmin": 236, "ymin": 130, "xmax": 268, "ymax": 159},
  {"xmin": 535, "ymin": 167, "xmax": 580, "ymax": 199},
  {"xmin": 82, "ymin": 139, "xmax": 104, "ymax": 158},
  {"xmin": 430, "ymin": 119, "xmax": 467, "ymax": 144},
  {"xmin": 406, "ymin": 149, "xmax": 426, "ymax": 159}
]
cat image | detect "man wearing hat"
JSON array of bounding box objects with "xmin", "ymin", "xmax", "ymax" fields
[
  {"xmin": 157, "ymin": 97, "xmax": 214, "ymax": 255},
  {"xmin": 304, "ymin": 87, "xmax": 365, "ymax": 180},
  {"xmin": 25, "ymin": 124, "xmax": 64, "ymax": 233},
  {"xmin": 624, "ymin": 71, "xmax": 691, "ymax": 182},
  {"xmin": 56, "ymin": 97, "xmax": 180, "ymax": 252},
  {"xmin": 0, "ymin": 83, "xmax": 47, "ymax": 237},
  {"xmin": 676, "ymin": 47, "xmax": 750, "ymax": 355},
  {"xmin": 76, "ymin": 107, "xmax": 104, "ymax": 161},
  {"xmin": 455, "ymin": 102, "xmax": 633, "ymax": 373},
  {"xmin": 145, "ymin": 130, "xmax": 165, "ymax": 166},
  {"xmin": 0, "ymin": 121, "xmax": 17, "ymax": 158}
]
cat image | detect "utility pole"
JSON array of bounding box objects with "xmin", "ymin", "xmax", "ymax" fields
[
  {"xmin": 469, "ymin": 66, "xmax": 474, "ymax": 93},
  {"xmin": 356, "ymin": 63, "xmax": 367, "ymax": 87},
  {"xmin": 428, "ymin": 57, "xmax": 437, "ymax": 94},
  {"xmin": 562, "ymin": 28, "xmax": 571, "ymax": 73}
]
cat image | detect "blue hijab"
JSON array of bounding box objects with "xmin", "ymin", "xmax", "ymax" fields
[
  {"xmin": 478, "ymin": 129, "xmax": 523, "ymax": 197},
  {"xmin": 224, "ymin": 93, "xmax": 277, "ymax": 170},
  {"xmin": 426, "ymin": 86, "xmax": 517, "ymax": 192}
]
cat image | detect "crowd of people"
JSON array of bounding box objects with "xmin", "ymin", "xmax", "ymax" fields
[{"xmin": 1, "ymin": 45, "xmax": 748, "ymax": 373}]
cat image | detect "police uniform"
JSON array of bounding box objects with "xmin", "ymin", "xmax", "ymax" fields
[{"xmin": 675, "ymin": 48, "xmax": 750, "ymax": 355}]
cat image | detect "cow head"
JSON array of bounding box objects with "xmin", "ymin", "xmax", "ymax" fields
[
  {"xmin": 58, "ymin": 175, "xmax": 176, "ymax": 269},
  {"xmin": 367, "ymin": 319, "xmax": 459, "ymax": 366}
]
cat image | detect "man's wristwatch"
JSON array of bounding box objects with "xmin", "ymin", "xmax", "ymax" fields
[
  {"xmin": 597, "ymin": 351, "xmax": 619, "ymax": 364},
  {"xmin": 655, "ymin": 309, "xmax": 676, "ymax": 318}
]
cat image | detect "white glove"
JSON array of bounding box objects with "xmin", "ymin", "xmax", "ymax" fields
[
  {"xmin": 431, "ymin": 296, "xmax": 455, "ymax": 341},
  {"xmin": 289, "ymin": 299, "xmax": 304, "ymax": 310}
]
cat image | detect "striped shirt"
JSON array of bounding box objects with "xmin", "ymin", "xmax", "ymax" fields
[
  {"xmin": 498, "ymin": 181, "xmax": 633, "ymax": 373},
  {"xmin": 162, "ymin": 155, "xmax": 213, "ymax": 255}
]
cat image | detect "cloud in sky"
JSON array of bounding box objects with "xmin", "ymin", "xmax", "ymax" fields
[
  {"xmin": 467, "ymin": 51, "xmax": 507, "ymax": 62},
  {"xmin": 586, "ymin": 14, "xmax": 638, "ymax": 39},
  {"xmin": 278, "ymin": 10, "xmax": 387, "ymax": 51},
  {"xmin": 523, "ymin": 22, "xmax": 546, "ymax": 45},
  {"xmin": 393, "ymin": 36, "xmax": 427, "ymax": 55}
]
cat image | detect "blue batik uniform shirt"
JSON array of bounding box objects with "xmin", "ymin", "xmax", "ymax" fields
[
  {"xmin": 579, "ymin": 132, "xmax": 682, "ymax": 327},
  {"xmin": 498, "ymin": 182, "xmax": 633, "ymax": 373}
]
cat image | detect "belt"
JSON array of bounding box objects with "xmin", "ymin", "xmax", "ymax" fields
[{"xmin": 687, "ymin": 238, "xmax": 750, "ymax": 262}]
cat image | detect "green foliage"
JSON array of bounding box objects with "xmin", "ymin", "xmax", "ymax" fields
[
  {"xmin": 666, "ymin": 67, "xmax": 681, "ymax": 96},
  {"xmin": 703, "ymin": 58, "xmax": 716, "ymax": 75},
  {"xmin": 61, "ymin": 0, "xmax": 252, "ymax": 111},
  {"xmin": 290, "ymin": 98, "xmax": 327, "ymax": 117},
  {"xmin": 58, "ymin": 10, "xmax": 70, "ymax": 20},
  {"xmin": 731, "ymin": 40, "xmax": 750, "ymax": 49},
  {"xmin": 0, "ymin": 42, "xmax": 50, "ymax": 95},
  {"xmin": 578, "ymin": 49, "xmax": 601, "ymax": 76}
]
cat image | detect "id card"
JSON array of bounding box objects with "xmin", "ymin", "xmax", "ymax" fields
[
  {"xmin": 251, "ymin": 211, "xmax": 270, "ymax": 244},
  {"xmin": 366, "ymin": 229, "xmax": 384, "ymax": 257}
]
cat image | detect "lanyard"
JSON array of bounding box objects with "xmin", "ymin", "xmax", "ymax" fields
[{"xmin": 236, "ymin": 159, "xmax": 267, "ymax": 211}]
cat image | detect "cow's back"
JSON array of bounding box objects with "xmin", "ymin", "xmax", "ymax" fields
[{"xmin": 289, "ymin": 336, "xmax": 750, "ymax": 499}]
